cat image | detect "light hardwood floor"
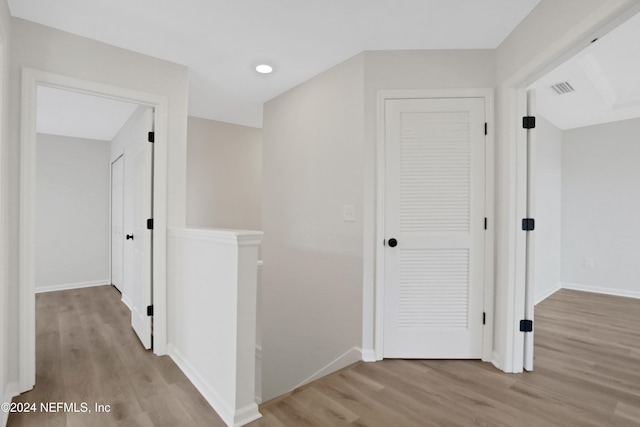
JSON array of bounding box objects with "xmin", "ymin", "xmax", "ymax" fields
[
  {"xmin": 8, "ymin": 287, "xmax": 640, "ymax": 426},
  {"xmin": 8, "ymin": 285, "xmax": 227, "ymax": 427}
]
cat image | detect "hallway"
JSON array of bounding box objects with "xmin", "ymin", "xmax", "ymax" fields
[
  {"xmin": 8, "ymin": 286, "xmax": 225, "ymax": 426},
  {"xmin": 8, "ymin": 287, "xmax": 640, "ymax": 426}
]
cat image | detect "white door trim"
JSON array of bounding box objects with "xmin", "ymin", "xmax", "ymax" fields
[
  {"xmin": 499, "ymin": 3, "xmax": 640, "ymax": 374},
  {"xmin": 19, "ymin": 68, "xmax": 169, "ymax": 392},
  {"xmin": 110, "ymin": 153, "xmax": 124, "ymax": 293},
  {"xmin": 373, "ymin": 88, "xmax": 495, "ymax": 362}
]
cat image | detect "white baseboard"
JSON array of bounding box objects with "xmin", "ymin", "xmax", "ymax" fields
[
  {"xmin": 491, "ymin": 350, "xmax": 503, "ymax": 372},
  {"xmin": 361, "ymin": 348, "xmax": 377, "ymax": 362},
  {"xmin": 294, "ymin": 347, "xmax": 362, "ymax": 390},
  {"xmin": 121, "ymin": 294, "xmax": 133, "ymax": 311},
  {"xmin": 535, "ymin": 282, "xmax": 562, "ymax": 305},
  {"xmin": 167, "ymin": 344, "xmax": 261, "ymax": 427},
  {"xmin": 35, "ymin": 280, "xmax": 110, "ymax": 294},
  {"xmin": 2, "ymin": 382, "xmax": 19, "ymax": 427},
  {"xmin": 232, "ymin": 403, "xmax": 262, "ymax": 427},
  {"xmin": 561, "ymin": 282, "xmax": 640, "ymax": 300}
]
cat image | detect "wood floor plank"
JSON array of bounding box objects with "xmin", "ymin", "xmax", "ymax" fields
[
  {"xmin": 313, "ymin": 370, "xmax": 422, "ymax": 427},
  {"xmin": 8, "ymin": 286, "xmax": 222, "ymax": 427},
  {"xmin": 615, "ymin": 402, "xmax": 640, "ymax": 424},
  {"xmin": 8, "ymin": 286, "xmax": 640, "ymax": 427},
  {"xmin": 250, "ymin": 289, "xmax": 640, "ymax": 426}
]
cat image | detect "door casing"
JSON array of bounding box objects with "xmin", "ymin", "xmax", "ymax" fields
[
  {"xmin": 19, "ymin": 68, "xmax": 169, "ymax": 392},
  {"xmin": 110, "ymin": 154, "xmax": 125, "ymax": 293},
  {"xmin": 373, "ymin": 89, "xmax": 495, "ymax": 362}
]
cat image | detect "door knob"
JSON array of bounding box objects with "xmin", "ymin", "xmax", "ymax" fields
[
  {"xmin": 126, "ymin": 234, "xmax": 134, "ymax": 240},
  {"xmin": 388, "ymin": 238, "xmax": 398, "ymax": 247}
]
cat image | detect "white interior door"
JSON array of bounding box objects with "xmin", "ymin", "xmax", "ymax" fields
[
  {"xmin": 111, "ymin": 155, "xmax": 124, "ymax": 292},
  {"xmin": 383, "ymin": 97, "xmax": 486, "ymax": 359},
  {"xmin": 524, "ymin": 89, "xmax": 537, "ymax": 371},
  {"xmin": 123, "ymin": 107, "xmax": 154, "ymax": 349}
]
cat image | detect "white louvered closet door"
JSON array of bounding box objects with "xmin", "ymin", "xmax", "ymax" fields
[{"xmin": 383, "ymin": 97, "xmax": 486, "ymax": 359}]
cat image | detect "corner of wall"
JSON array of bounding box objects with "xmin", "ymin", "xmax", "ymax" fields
[
  {"xmin": 261, "ymin": 51, "xmax": 365, "ymax": 402},
  {"xmin": 534, "ymin": 282, "xmax": 562, "ymax": 305},
  {"xmin": 293, "ymin": 347, "xmax": 362, "ymax": 390}
]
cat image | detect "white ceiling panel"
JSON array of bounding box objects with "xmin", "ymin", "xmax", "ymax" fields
[
  {"xmin": 532, "ymin": 12, "xmax": 640, "ymax": 130},
  {"xmin": 37, "ymin": 86, "xmax": 139, "ymax": 141},
  {"xmin": 10, "ymin": 0, "xmax": 540, "ymax": 128}
]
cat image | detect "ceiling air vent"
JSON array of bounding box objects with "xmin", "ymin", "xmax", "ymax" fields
[{"xmin": 549, "ymin": 81, "xmax": 575, "ymax": 95}]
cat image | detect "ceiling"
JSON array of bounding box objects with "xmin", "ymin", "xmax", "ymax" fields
[
  {"xmin": 10, "ymin": 0, "xmax": 540, "ymax": 128},
  {"xmin": 532, "ymin": 11, "xmax": 640, "ymax": 130},
  {"xmin": 37, "ymin": 86, "xmax": 139, "ymax": 141}
]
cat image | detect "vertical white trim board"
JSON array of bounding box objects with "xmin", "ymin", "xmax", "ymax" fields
[
  {"xmin": 0, "ymin": 39, "xmax": 8, "ymax": 427},
  {"xmin": 254, "ymin": 345, "xmax": 262, "ymax": 404},
  {"xmin": 19, "ymin": 68, "xmax": 169, "ymax": 393}
]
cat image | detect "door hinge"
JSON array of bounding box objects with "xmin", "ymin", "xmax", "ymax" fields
[
  {"xmin": 484, "ymin": 217, "xmax": 488, "ymax": 230},
  {"xmin": 484, "ymin": 122, "xmax": 488, "ymax": 135},
  {"xmin": 147, "ymin": 305, "xmax": 154, "ymax": 316},
  {"xmin": 520, "ymin": 319, "xmax": 533, "ymax": 332},
  {"xmin": 148, "ymin": 131, "xmax": 155, "ymax": 143},
  {"xmin": 522, "ymin": 218, "xmax": 535, "ymax": 231},
  {"xmin": 522, "ymin": 116, "xmax": 536, "ymax": 129},
  {"xmin": 147, "ymin": 218, "xmax": 153, "ymax": 230},
  {"xmin": 483, "ymin": 312, "xmax": 486, "ymax": 325}
]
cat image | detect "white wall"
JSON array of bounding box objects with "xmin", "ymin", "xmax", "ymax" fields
[
  {"xmin": 186, "ymin": 117, "xmax": 262, "ymax": 230},
  {"xmin": 262, "ymin": 48, "xmax": 496, "ymax": 400},
  {"xmin": 533, "ymin": 116, "xmax": 562, "ymax": 303},
  {"xmin": 0, "ymin": 0, "xmax": 12, "ymax": 421},
  {"xmin": 561, "ymin": 118, "xmax": 640, "ymax": 298},
  {"xmin": 110, "ymin": 106, "xmax": 147, "ymax": 162},
  {"xmin": 35, "ymin": 134, "xmax": 110, "ymax": 291},
  {"xmin": 262, "ymin": 53, "xmax": 365, "ymax": 401},
  {"xmin": 167, "ymin": 228, "xmax": 262, "ymax": 427},
  {"xmin": 7, "ymin": 17, "xmax": 189, "ymax": 392},
  {"xmin": 185, "ymin": 117, "xmax": 263, "ymax": 403},
  {"xmin": 361, "ymin": 49, "xmax": 496, "ymax": 357}
]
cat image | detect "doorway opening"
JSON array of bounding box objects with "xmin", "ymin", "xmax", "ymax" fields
[
  {"xmin": 518, "ymin": 9, "xmax": 640, "ymax": 370},
  {"xmin": 19, "ymin": 69, "xmax": 169, "ymax": 393},
  {"xmin": 35, "ymin": 86, "xmax": 154, "ymax": 349}
]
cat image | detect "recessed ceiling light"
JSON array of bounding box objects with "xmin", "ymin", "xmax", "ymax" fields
[{"xmin": 256, "ymin": 64, "xmax": 273, "ymax": 74}]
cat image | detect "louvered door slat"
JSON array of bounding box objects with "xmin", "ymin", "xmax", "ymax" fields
[
  {"xmin": 400, "ymin": 111, "xmax": 470, "ymax": 233},
  {"xmin": 398, "ymin": 249, "xmax": 469, "ymax": 328}
]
